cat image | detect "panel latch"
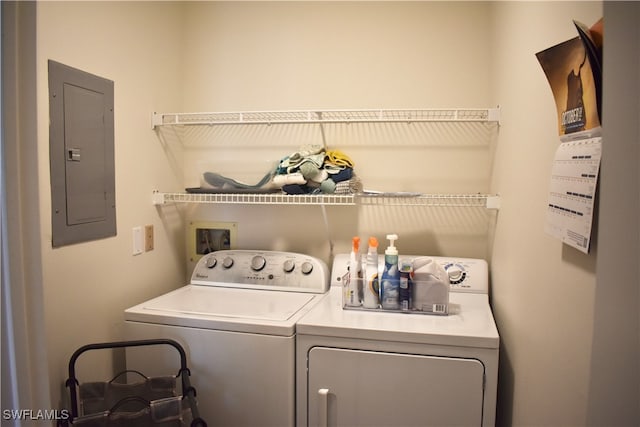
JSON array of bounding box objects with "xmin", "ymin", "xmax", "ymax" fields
[{"xmin": 67, "ymin": 148, "xmax": 81, "ymax": 162}]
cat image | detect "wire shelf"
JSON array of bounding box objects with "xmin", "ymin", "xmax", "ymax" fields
[
  {"xmin": 153, "ymin": 192, "xmax": 356, "ymax": 206},
  {"xmin": 152, "ymin": 108, "xmax": 500, "ymax": 128},
  {"xmin": 152, "ymin": 192, "xmax": 500, "ymax": 209},
  {"xmin": 357, "ymin": 193, "xmax": 500, "ymax": 208}
]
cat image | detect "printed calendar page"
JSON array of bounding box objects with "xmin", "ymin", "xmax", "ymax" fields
[{"xmin": 545, "ymin": 136, "xmax": 601, "ymax": 253}]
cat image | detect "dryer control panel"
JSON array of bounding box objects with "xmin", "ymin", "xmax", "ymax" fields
[
  {"xmin": 330, "ymin": 254, "xmax": 489, "ymax": 294},
  {"xmin": 191, "ymin": 250, "xmax": 329, "ymax": 294}
]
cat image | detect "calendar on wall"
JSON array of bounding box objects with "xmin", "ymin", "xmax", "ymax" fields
[{"xmin": 536, "ymin": 18, "xmax": 603, "ymax": 253}]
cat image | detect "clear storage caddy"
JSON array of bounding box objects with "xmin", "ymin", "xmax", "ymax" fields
[{"xmin": 341, "ymin": 255, "xmax": 451, "ymax": 316}]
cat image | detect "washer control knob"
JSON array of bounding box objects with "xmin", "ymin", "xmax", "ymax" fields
[
  {"xmin": 251, "ymin": 255, "xmax": 267, "ymax": 271},
  {"xmin": 448, "ymin": 267, "xmax": 462, "ymax": 281},
  {"xmin": 222, "ymin": 256, "xmax": 234, "ymax": 269},
  {"xmin": 205, "ymin": 256, "xmax": 217, "ymax": 269},
  {"xmin": 446, "ymin": 264, "xmax": 467, "ymax": 284},
  {"xmin": 301, "ymin": 261, "xmax": 314, "ymax": 275},
  {"xmin": 283, "ymin": 259, "xmax": 295, "ymax": 273}
]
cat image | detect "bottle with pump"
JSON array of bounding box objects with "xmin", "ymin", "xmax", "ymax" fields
[
  {"xmin": 380, "ymin": 234, "xmax": 400, "ymax": 310},
  {"xmin": 362, "ymin": 237, "xmax": 380, "ymax": 309},
  {"xmin": 345, "ymin": 236, "xmax": 361, "ymax": 307}
]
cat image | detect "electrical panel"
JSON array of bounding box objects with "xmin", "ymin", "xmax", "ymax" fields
[{"xmin": 49, "ymin": 60, "xmax": 115, "ymax": 247}]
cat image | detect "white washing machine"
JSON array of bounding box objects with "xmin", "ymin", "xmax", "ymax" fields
[
  {"xmin": 296, "ymin": 254, "xmax": 499, "ymax": 427},
  {"xmin": 124, "ymin": 250, "xmax": 329, "ymax": 427}
]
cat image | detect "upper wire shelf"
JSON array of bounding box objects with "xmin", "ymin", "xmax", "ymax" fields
[{"xmin": 151, "ymin": 108, "xmax": 500, "ymax": 129}]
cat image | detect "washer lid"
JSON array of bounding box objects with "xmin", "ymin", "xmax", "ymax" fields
[{"xmin": 125, "ymin": 285, "xmax": 320, "ymax": 336}]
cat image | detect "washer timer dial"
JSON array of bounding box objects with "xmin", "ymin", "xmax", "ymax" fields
[
  {"xmin": 301, "ymin": 261, "xmax": 314, "ymax": 275},
  {"xmin": 250, "ymin": 255, "xmax": 267, "ymax": 271},
  {"xmin": 283, "ymin": 259, "xmax": 296, "ymax": 273},
  {"xmin": 222, "ymin": 256, "xmax": 234, "ymax": 269},
  {"xmin": 444, "ymin": 262, "xmax": 468, "ymax": 285},
  {"xmin": 205, "ymin": 256, "xmax": 217, "ymax": 269}
]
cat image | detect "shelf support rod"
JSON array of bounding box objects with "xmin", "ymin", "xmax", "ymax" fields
[{"xmin": 317, "ymin": 111, "xmax": 328, "ymax": 149}]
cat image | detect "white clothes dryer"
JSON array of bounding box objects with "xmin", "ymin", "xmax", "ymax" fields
[
  {"xmin": 124, "ymin": 250, "xmax": 329, "ymax": 427},
  {"xmin": 296, "ymin": 254, "xmax": 499, "ymax": 427}
]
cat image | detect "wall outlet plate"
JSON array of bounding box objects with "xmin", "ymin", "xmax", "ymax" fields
[{"xmin": 145, "ymin": 225, "xmax": 154, "ymax": 251}]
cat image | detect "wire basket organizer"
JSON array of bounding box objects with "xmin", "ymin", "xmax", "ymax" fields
[{"xmin": 63, "ymin": 339, "xmax": 207, "ymax": 427}]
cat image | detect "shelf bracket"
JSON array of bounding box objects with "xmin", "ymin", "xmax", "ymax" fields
[
  {"xmin": 152, "ymin": 191, "xmax": 167, "ymax": 205},
  {"xmin": 488, "ymin": 107, "xmax": 501, "ymax": 125},
  {"xmin": 485, "ymin": 195, "xmax": 501, "ymax": 210},
  {"xmin": 151, "ymin": 112, "xmax": 163, "ymax": 130}
]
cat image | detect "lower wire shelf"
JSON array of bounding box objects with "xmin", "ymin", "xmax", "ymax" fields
[{"xmin": 152, "ymin": 191, "xmax": 500, "ymax": 209}]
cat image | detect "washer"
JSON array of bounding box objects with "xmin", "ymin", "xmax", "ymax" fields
[
  {"xmin": 296, "ymin": 254, "xmax": 499, "ymax": 427},
  {"xmin": 124, "ymin": 250, "xmax": 329, "ymax": 427}
]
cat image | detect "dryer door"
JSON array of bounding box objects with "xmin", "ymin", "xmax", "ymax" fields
[{"xmin": 307, "ymin": 347, "xmax": 484, "ymax": 426}]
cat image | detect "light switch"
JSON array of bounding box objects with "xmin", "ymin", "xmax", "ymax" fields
[{"xmin": 132, "ymin": 226, "xmax": 143, "ymax": 256}]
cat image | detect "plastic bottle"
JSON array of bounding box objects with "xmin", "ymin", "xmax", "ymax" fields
[
  {"xmin": 345, "ymin": 236, "xmax": 361, "ymax": 307},
  {"xmin": 399, "ymin": 261, "xmax": 413, "ymax": 312},
  {"xmin": 380, "ymin": 234, "xmax": 400, "ymax": 310},
  {"xmin": 362, "ymin": 237, "xmax": 380, "ymax": 309}
]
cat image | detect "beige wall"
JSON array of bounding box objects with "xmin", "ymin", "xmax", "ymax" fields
[
  {"xmin": 35, "ymin": 1, "xmax": 187, "ymax": 408},
  {"xmin": 181, "ymin": 1, "xmax": 492, "ymax": 111},
  {"xmin": 28, "ymin": 1, "xmax": 639, "ymax": 425},
  {"xmin": 489, "ymin": 2, "xmax": 609, "ymax": 425},
  {"xmin": 177, "ymin": 1, "xmax": 497, "ymax": 267}
]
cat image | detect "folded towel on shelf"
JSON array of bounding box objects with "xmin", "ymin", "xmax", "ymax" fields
[
  {"xmin": 195, "ymin": 146, "xmax": 361, "ymax": 195},
  {"xmin": 275, "ymin": 145, "xmax": 358, "ymax": 195},
  {"xmin": 200, "ymin": 171, "xmax": 279, "ymax": 193},
  {"xmin": 325, "ymin": 149, "xmax": 354, "ymax": 168},
  {"xmin": 335, "ymin": 175, "xmax": 363, "ymax": 194}
]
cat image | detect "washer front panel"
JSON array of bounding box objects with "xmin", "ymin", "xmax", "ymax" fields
[{"xmin": 125, "ymin": 320, "xmax": 296, "ymax": 426}]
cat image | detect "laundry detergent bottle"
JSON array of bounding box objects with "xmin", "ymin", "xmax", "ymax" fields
[
  {"xmin": 380, "ymin": 234, "xmax": 400, "ymax": 310},
  {"xmin": 399, "ymin": 261, "xmax": 413, "ymax": 312},
  {"xmin": 362, "ymin": 237, "xmax": 380, "ymax": 309}
]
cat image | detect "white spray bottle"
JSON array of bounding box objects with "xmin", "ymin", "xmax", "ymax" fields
[
  {"xmin": 345, "ymin": 236, "xmax": 361, "ymax": 307},
  {"xmin": 362, "ymin": 237, "xmax": 380, "ymax": 309}
]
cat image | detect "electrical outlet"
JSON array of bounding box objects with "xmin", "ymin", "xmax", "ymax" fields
[{"xmin": 145, "ymin": 225, "xmax": 154, "ymax": 252}]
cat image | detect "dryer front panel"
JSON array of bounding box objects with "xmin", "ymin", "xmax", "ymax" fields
[{"xmin": 307, "ymin": 347, "xmax": 485, "ymax": 426}]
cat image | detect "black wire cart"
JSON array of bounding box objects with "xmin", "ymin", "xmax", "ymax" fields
[{"xmin": 64, "ymin": 339, "xmax": 207, "ymax": 427}]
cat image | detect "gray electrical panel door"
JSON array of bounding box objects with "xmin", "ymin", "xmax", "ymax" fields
[{"xmin": 49, "ymin": 60, "xmax": 116, "ymax": 247}]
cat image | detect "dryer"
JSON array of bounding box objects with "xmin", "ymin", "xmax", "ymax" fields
[
  {"xmin": 296, "ymin": 254, "xmax": 499, "ymax": 426},
  {"xmin": 124, "ymin": 250, "xmax": 329, "ymax": 427}
]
